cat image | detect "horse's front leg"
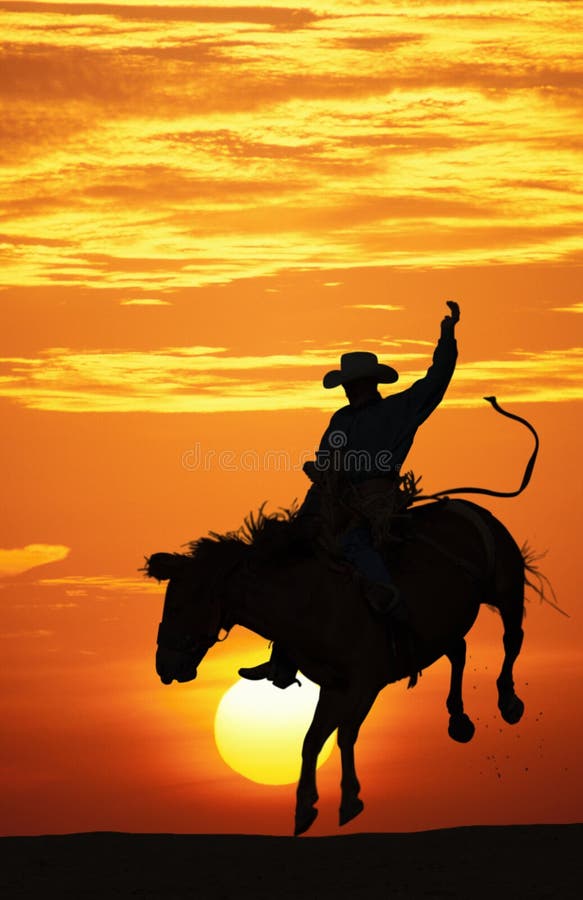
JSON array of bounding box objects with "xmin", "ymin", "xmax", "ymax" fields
[
  {"xmin": 337, "ymin": 687, "xmax": 379, "ymax": 826},
  {"xmin": 445, "ymin": 638, "xmax": 475, "ymax": 743},
  {"xmin": 295, "ymin": 688, "xmax": 342, "ymax": 836}
]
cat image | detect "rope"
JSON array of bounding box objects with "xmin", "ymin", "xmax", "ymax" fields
[{"xmin": 411, "ymin": 396, "xmax": 540, "ymax": 503}]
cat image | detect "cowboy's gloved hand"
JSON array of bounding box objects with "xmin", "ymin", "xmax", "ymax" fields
[{"xmin": 440, "ymin": 300, "xmax": 460, "ymax": 337}]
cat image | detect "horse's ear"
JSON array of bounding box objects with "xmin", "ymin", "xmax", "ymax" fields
[{"xmin": 143, "ymin": 552, "xmax": 189, "ymax": 581}]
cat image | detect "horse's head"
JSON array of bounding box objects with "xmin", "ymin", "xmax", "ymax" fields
[{"xmin": 146, "ymin": 550, "xmax": 229, "ymax": 686}]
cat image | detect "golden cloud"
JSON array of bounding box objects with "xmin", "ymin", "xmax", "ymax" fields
[
  {"xmin": 120, "ymin": 298, "xmax": 172, "ymax": 306},
  {"xmin": 552, "ymin": 302, "xmax": 583, "ymax": 314},
  {"xmin": 347, "ymin": 304, "xmax": 405, "ymax": 311},
  {"xmin": 0, "ymin": 343, "xmax": 581, "ymax": 412},
  {"xmin": 0, "ymin": 544, "xmax": 70, "ymax": 577}
]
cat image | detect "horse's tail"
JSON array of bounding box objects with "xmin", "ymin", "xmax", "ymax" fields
[
  {"xmin": 412, "ymin": 396, "xmax": 539, "ymax": 503},
  {"xmin": 520, "ymin": 541, "xmax": 568, "ymax": 617}
]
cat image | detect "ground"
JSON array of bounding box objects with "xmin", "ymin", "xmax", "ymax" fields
[{"xmin": 1, "ymin": 825, "xmax": 580, "ymax": 898}]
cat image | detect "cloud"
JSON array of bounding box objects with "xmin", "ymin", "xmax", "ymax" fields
[
  {"xmin": 0, "ymin": 544, "xmax": 70, "ymax": 577},
  {"xmin": 120, "ymin": 298, "xmax": 171, "ymax": 306},
  {"xmin": 346, "ymin": 304, "xmax": 404, "ymax": 311},
  {"xmin": 0, "ymin": 344, "xmax": 581, "ymax": 413},
  {"xmin": 551, "ymin": 302, "xmax": 583, "ymax": 314},
  {"xmin": 421, "ymin": 348, "xmax": 583, "ymax": 406},
  {"xmin": 333, "ymin": 33, "xmax": 421, "ymax": 52},
  {"xmin": 38, "ymin": 575, "xmax": 161, "ymax": 595},
  {"xmin": 0, "ymin": 628, "xmax": 54, "ymax": 640},
  {"xmin": 0, "ymin": 3, "xmax": 321, "ymax": 30}
]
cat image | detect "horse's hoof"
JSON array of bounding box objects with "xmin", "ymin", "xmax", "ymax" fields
[
  {"xmin": 294, "ymin": 806, "xmax": 318, "ymax": 836},
  {"xmin": 499, "ymin": 694, "xmax": 524, "ymax": 725},
  {"xmin": 339, "ymin": 797, "xmax": 364, "ymax": 826},
  {"xmin": 448, "ymin": 713, "xmax": 475, "ymax": 743}
]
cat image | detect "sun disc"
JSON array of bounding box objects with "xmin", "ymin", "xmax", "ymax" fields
[{"xmin": 214, "ymin": 677, "xmax": 335, "ymax": 785}]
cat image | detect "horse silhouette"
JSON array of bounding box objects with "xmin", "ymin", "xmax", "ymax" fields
[{"xmin": 147, "ymin": 399, "xmax": 551, "ymax": 835}]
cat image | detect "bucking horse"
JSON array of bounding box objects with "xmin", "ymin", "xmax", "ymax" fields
[{"xmin": 145, "ymin": 397, "xmax": 556, "ymax": 835}]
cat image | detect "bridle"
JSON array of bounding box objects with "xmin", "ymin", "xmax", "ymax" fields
[{"xmin": 156, "ymin": 554, "xmax": 243, "ymax": 658}]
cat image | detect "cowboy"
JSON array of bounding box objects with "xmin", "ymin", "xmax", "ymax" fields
[{"xmin": 239, "ymin": 301, "xmax": 460, "ymax": 687}]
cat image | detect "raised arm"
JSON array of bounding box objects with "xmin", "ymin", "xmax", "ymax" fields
[
  {"xmin": 405, "ymin": 301, "xmax": 460, "ymax": 422},
  {"xmin": 441, "ymin": 300, "xmax": 460, "ymax": 337}
]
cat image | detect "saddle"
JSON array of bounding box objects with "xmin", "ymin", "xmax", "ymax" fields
[{"xmin": 302, "ymin": 463, "xmax": 419, "ymax": 557}]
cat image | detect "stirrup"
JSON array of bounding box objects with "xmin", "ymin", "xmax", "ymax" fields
[{"xmin": 272, "ymin": 672, "xmax": 301, "ymax": 690}]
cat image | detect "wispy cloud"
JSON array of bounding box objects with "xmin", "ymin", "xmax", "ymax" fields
[
  {"xmin": 0, "ymin": 343, "xmax": 580, "ymax": 412},
  {"xmin": 347, "ymin": 304, "xmax": 404, "ymax": 311},
  {"xmin": 0, "ymin": 544, "xmax": 70, "ymax": 577},
  {"xmin": 0, "ymin": 628, "xmax": 53, "ymax": 640},
  {"xmin": 38, "ymin": 574, "xmax": 162, "ymax": 594},
  {"xmin": 120, "ymin": 298, "xmax": 172, "ymax": 306},
  {"xmin": 552, "ymin": 302, "xmax": 583, "ymax": 314}
]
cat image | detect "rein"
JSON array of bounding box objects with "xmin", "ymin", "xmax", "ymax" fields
[
  {"xmin": 411, "ymin": 396, "xmax": 540, "ymax": 503},
  {"xmin": 205, "ymin": 553, "xmax": 243, "ymax": 642}
]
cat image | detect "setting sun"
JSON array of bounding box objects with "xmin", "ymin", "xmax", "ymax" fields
[{"xmin": 214, "ymin": 678, "xmax": 335, "ymax": 786}]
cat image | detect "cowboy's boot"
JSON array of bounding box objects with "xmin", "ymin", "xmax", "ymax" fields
[
  {"xmin": 238, "ymin": 660, "xmax": 272, "ymax": 681},
  {"xmin": 238, "ymin": 645, "xmax": 300, "ymax": 689}
]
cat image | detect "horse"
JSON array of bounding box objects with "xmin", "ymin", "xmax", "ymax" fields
[{"xmin": 147, "ymin": 399, "xmax": 548, "ymax": 836}]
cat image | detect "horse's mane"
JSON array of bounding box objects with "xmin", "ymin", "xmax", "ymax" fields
[
  {"xmin": 184, "ymin": 471, "xmax": 424, "ymax": 567},
  {"xmin": 185, "ymin": 501, "xmax": 306, "ymax": 565}
]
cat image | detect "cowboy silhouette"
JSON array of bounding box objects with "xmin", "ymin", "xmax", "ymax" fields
[{"xmin": 239, "ymin": 301, "xmax": 460, "ymax": 688}]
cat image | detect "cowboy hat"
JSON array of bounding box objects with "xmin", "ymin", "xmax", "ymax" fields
[{"xmin": 323, "ymin": 351, "xmax": 399, "ymax": 389}]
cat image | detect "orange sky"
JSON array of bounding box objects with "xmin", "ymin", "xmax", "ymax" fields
[{"xmin": 1, "ymin": 0, "xmax": 582, "ymax": 836}]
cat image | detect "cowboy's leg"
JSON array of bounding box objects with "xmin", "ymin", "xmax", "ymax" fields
[
  {"xmin": 341, "ymin": 525, "xmax": 406, "ymax": 621},
  {"xmin": 293, "ymin": 484, "xmax": 322, "ymax": 541},
  {"xmin": 341, "ymin": 524, "xmax": 393, "ymax": 583}
]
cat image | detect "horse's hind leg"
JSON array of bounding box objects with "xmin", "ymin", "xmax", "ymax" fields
[
  {"xmin": 445, "ymin": 638, "xmax": 475, "ymax": 743},
  {"xmin": 493, "ymin": 558, "xmax": 526, "ymax": 724},
  {"xmin": 295, "ymin": 688, "xmax": 342, "ymax": 836},
  {"xmin": 497, "ymin": 601, "xmax": 525, "ymax": 725}
]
